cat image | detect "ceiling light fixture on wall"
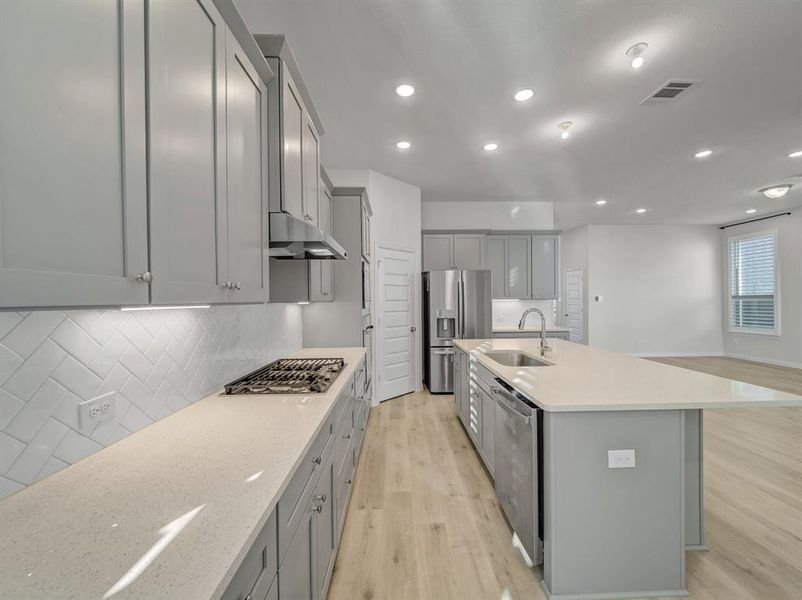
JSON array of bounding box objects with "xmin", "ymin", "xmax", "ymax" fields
[
  {"xmin": 626, "ymin": 42, "xmax": 648, "ymax": 69},
  {"xmin": 636, "ymin": 208, "xmax": 647, "ymax": 214},
  {"xmin": 558, "ymin": 121, "xmax": 572, "ymax": 140},
  {"xmin": 694, "ymin": 149, "xmax": 713, "ymax": 158},
  {"xmin": 746, "ymin": 209, "xmax": 757, "ymax": 214},
  {"xmin": 789, "ymin": 150, "xmax": 802, "ymax": 158},
  {"xmin": 395, "ymin": 84, "xmax": 415, "ymax": 97},
  {"xmin": 759, "ymin": 184, "xmax": 792, "ymax": 199},
  {"xmin": 596, "ymin": 199, "xmax": 607, "ymax": 205},
  {"xmin": 483, "ymin": 142, "xmax": 499, "ymax": 151},
  {"xmin": 396, "ymin": 140, "xmax": 411, "ymax": 149},
  {"xmin": 514, "ymin": 88, "xmax": 534, "ymax": 102}
]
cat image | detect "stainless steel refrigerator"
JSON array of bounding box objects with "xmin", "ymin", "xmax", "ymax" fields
[{"xmin": 423, "ymin": 270, "xmax": 492, "ymax": 393}]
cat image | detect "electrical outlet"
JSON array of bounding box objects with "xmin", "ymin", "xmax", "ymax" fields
[
  {"xmin": 608, "ymin": 449, "xmax": 636, "ymax": 469},
  {"xmin": 78, "ymin": 391, "xmax": 117, "ymax": 432}
]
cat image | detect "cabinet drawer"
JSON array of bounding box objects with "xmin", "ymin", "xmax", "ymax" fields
[
  {"xmin": 334, "ymin": 408, "xmax": 354, "ymax": 478},
  {"xmin": 335, "ymin": 454, "xmax": 355, "ymax": 533},
  {"xmin": 221, "ymin": 509, "xmax": 277, "ymax": 600},
  {"xmin": 468, "ymin": 360, "xmax": 496, "ymax": 396}
]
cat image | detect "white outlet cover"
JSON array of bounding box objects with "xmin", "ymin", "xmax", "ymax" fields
[
  {"xmin": 78, "ymin": 391, "xmax": 117, "ymax": 433},
  {"xmin": 608, "ymin": 449, "xmax": 636, "ymax": 469}
]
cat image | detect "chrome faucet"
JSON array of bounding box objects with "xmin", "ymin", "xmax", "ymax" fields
[{"xmin": 518, "ymin": 308, "xmax": 551, "ymax": 355}]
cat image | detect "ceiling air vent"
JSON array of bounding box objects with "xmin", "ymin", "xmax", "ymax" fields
[{"xmin": 641, "ymin": 80, "xmax": 699, "ymax": 105}]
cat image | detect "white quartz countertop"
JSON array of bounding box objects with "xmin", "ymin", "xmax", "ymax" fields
[
  {"xmin": 492, "ymin": 325, "xmax": 570, "ymax": 333},
  {"xmin": 455, "ymin": 338, "xmax": 802, "ymax": 412},
  {"xmin": 0, "ymin": 347, "xmax": 366, "ymax": 600}
]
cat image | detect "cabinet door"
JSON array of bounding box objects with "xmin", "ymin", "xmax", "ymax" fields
[
  {"xmin": 422, "ymin": 235, "xmax": 454, "ymax": 271},
  {"xmin": 225, "ymin": 29, "xmax": 268, "ymax": 303},
  {"xmin": 361, "ymin": 204, "xmax": 371, "ymax": 261},
  {"xmin": 319, "ymin": 185, "xmax": 333, "ymax": 234},
  {"xmin": 282, "ymin": 72, "xmax": 305, "ymax": 221},
  {"xmin": 308, "ymin": 261, "xmax": 333, "ymax": 302},
  {"xmin": 148, "ymin": 0, "xmax": 229, "ymax": 304},
  {"xmin": 280, "ymin": 503, "xmax": 316, "ymax": 600},
  {"xmin": 302, "ymin": 116, "xmax": 320, "ymax": 226},
  {"xmin": 481, "ymin": 388, "xmax": 495, "ymax": 474},
  {"xmin": 468, "ymin": 380, "xmax": 482, "ymax": 445},
  {"xmin": 453, "ymin": 234, "xmax": 485, "ymax": 270},
  {"xmin": 460, "ymin": 358, "xmax": 470, "ymax": 427},
  {"xmin": 531, "ymin": 235, "xmax": 558, "ymax": 300},
  {"xmin": 453, "ymin": 351, "xmax": 461, "ymax": 415},
  {"xmin": 507, "ymin": 235, "xmax": 531, "ymax": 300},
  {"xmin": 0, "ymin": 1, "xmax": 148, "ymax": 308},
  {"xmin": 485, "ymin": 237, "xmax": 507, "ymax": 299},
  {"xmin": 315, "ymin": 454, "xmax": 336, "ymax": 597}
]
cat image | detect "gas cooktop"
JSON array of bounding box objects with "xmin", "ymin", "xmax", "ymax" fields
[{"xmin": 224, "ymin": 358, "xmax": 345, "ymax": 395}]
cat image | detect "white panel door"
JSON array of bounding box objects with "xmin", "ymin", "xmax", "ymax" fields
[
  {"xmin": 377, "ymin": 246, "xmax": 416, "ymax": 401},
  {"xmin": 0, "ymin": 0, "xmax": 149, "ymax": 307},
  {"xmin": 564, "ymin": 268, "xmax": 584, "ymax": 343}
]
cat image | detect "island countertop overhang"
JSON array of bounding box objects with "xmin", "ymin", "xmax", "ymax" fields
[{"xmin": 454, "ymin": 338, "xmax": 802, "ymax": 412}]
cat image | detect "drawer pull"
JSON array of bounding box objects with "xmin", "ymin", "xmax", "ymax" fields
[
  {"xmin": 312, "ymin": 504, "xmax": 323, "ymax": 513},
  {"xmin": 346, "ymin": 479, "xmax": 352, "ymax": 485},
  {"xmin": 343, "ymin": 433, "xmax": 351, "ymax": 439},
  {"xmin": 313, "ymin": 456, "xmax": 322, "ymax": 465},
  {"xmin": 316, "ymin": 493, "xmax": 327, "ymax": 503}
]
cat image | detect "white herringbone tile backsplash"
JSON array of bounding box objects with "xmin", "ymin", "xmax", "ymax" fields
[{"xmin": 0, "ymin": 303, "xmax": 302, "ymax": 499}]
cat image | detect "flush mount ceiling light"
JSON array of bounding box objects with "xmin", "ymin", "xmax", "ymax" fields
[
  {"xmin": 483, "ymin": 142, "xmax": 499, "ymax": 151},
  {"xmin": 396, "ymin": 140, "xmax": 411, "ymax": 149},
  {"xmin": 626, "ymin": 42, "xmax": 648, "ymax": 69},
  {"xmin": 596, "ymin": 199, "xmax": 607, "ymax": 206},
  {"xmin": 395, "ymin": 84, "xmax": 415, "ymax": 97},
  {"xmin": 558, "ymin": 121, "xmax": 573, "ymax": 140},
  {"xmin": 636, "ymin": 208, "xmax": 647, "ymax": 214},
  {"xmin": 789, "ymin": 150, "xmax": 802, "ymax": 158},
  {"xmin": 746, "ymin": 209, "xmax": 757, "ymax": 214},
  {"xmin": 759, "ymin": 184, "xmax": 792, "ymax": 199},
  {"xmin": 694, "ymin": 149, "xmax": 713, "ymax": 158},
  {"xmin": 514, "ymin": 88, "xmax": 535, "ymax": 102}
]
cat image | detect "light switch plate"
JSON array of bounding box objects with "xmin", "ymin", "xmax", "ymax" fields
[
  {"xmin": 78, "ymin": 391, "xmax": 117, "ymax": 433},
  {"xmin": 608, "ymin": 449, "xmax": 636, "ymax": 468}
]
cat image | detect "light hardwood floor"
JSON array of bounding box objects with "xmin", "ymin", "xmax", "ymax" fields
[{"xmin": 328, "ymin": 357, "xmax": 802, "ymax": 600}]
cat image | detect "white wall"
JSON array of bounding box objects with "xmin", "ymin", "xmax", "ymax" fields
[
  {"xmin": 722, "ymin": 212, "xmax": 802, "ymax": 368},
  {"xmin": 0, "ymin": 304, "xmax": 302, "ymax": 499},
  {"xmin": 329, "ymin": 169, "xmax": 423, "ymax": 395},
  {"xmin": 422, "ymin": 201, "xmax": 553, "ymax": 230},
  {"xmin": 584, "ymin": 225, "xmax": 724, "ymax": 356}
]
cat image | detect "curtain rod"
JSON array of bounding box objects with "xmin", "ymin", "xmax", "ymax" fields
[{"xmin": 719, "ymin": 211, "xmax": 791, "ymax": 230}]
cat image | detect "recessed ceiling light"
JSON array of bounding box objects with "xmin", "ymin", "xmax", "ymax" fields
[
  {"xmin": 694, "ymin": 149, "xmax": 713, "ymax": 158},
  {"xmin": 759, "ymin": 184, "xmax": 792, "ymax": 199},
  {"xmin": 626, "ymin": 42, "xmax": 648, "ymax": 69},
  {"xmin": 636, "ymin": 208, "xmax": 647, "ymax": 214},
  {"xmin": 789, "ymin": 150, "xmax": 802, "ymax": 158},
  {"xmin": 596, "ymin": 199, "xmax": 607, "ymax": 206},
  {"xmin": 558, "ymin": 121, "xmax": 573, "ymax": 140},
  {"xmin": 745, "ymin": 209, "xmax": 757, "ymax": 214},
  {"xmin": 514, "ymin": 88, "xmax": 534, "ymax": 102},
  {"xmin": 395, "ymin": 84, "xmax": 415, "ymax": 97},
  {"xmin": 483, "ymin": 142, "xmax": 499, "ymax": 151},
  {"xmin": 396, "ymin": 140, "xmax": 411, "ymax": 149}
]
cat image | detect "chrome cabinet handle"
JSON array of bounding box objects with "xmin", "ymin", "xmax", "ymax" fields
[
  {"xmin": 313, "ymin": 456, "xmax": 321, "ymax": 465},
  {"xmin": 234, "ymin": 282, "xmax": 241, "ymax": 290},
  {"xmin": 316, "ymin": 493, "xmax": 327, "ymax": 503},
  {"xmin": 136, "ymin": 272, "xmax": 153, "ymax": 284},
  {"xmin": 312, "ymin": 504, "xmax": 322, "ymax": 513},
  {"xmin": 346, "ymin": 479, "xmax": 352, "ymax": 485},
  {"xmin": 223, "ymin": 281, "xmax": 232, "ymax": 289},
  {"xmin": 343, "ymin": 433, "xmax": 351, "ymax": 439}
]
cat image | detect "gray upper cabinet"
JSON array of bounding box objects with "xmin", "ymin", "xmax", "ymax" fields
[
  {"xmin": 148, "ymin": 0, "xmax": 229, "ymax": 305},
  {"xmin": 0, "ymin": 0, "xmax": 149, "ymax": 308},
  {"xmin": 531, "ymin": 234, "xmax": 558, "ymax": 300},
  {"xmin": 281, "ymin": 73, "xmax": 305, "ymax": 221},
  {"xmin": 309, "ymin": 183, "xmax": 334, "ymax": 302},
  {"xmin": 223, "ymin": 28, "xmax": 269, "ymax": 303},
  {"xmin": 422, "ymin": 233, "xmax": 484, "ymax": 271},
  {"xmin": 302, "ymin": 116, "xmax": 320, "ymax": 227},
  {"xmin": 487, "ymin": 235, "xmax": 531, "ymax": 299}
]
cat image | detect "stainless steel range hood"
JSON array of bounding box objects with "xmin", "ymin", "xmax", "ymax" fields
[{"xmin": 268, "ymin": 212, "xmax": 348, "ymax": 260}]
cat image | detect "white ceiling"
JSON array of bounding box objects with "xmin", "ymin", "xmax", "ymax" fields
[{"xmin": 236, "ymin": 0, "xmax": 802, "ymax": 229}]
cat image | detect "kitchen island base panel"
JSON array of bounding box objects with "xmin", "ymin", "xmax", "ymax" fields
[
  {"xmin": 539, "ymin": 580, "xmax": 689, "ymax": 600},
  {"xmin": 543, "ymin": 409, "xmax": 686, "ymax": 598}
]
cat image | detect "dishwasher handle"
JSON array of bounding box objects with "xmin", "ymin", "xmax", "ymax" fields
[{"xmin": 491, "ymin": 385, "xmax": 532, "ymax": 423}]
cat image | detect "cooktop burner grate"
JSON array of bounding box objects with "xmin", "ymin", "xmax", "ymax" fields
[{"xmin": 224, "ymin": 358, "xmax": 345, "ymax": 394}]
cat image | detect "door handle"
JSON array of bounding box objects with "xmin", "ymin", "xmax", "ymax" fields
[{"xmin": 410, "ymin": 326, "xmax": 416, "ymax": 332}]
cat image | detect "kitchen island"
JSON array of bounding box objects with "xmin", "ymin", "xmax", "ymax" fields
[
  {"xmin": 454, "ymin": 338, "xmax": 802, "ymax": 600},
  {"xmin": 0, "ymin": 347, "xmax": 367, "ymax": 600}
]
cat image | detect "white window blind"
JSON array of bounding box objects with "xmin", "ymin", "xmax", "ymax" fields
[{"xmin": 729, "ymin": 232, "xmax": 777, "ymax": 331}]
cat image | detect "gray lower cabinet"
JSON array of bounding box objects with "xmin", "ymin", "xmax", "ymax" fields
[
  {"xmin": 315, "ymin": 452, "xmax": 336, "ymax": 598},
  {"xmin": 455, "ymin": 350, "xmax": 496, "ymax": 476},
  {"xmin": 480, "ymin": 387, "xmax": 495, "ymax": 475},
  {"xmin": 280, "ymin": 496, "xmax": 316, "ymax": 600},
  {"xmin": 221, "ymin": 510, "xmax": 277, "ymax": 600},
  {"xmin": 0, "ymin": 0, "xmax": 149, "ymax": 308}
]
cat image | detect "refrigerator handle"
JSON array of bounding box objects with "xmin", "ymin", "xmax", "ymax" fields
[{"xmin": 458, "ymin": 277, "xmax": 466, "ymax": 339}]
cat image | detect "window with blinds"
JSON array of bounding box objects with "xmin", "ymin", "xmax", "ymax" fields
[{"xmin": 729, "ymin": 231, "xmax": 778, "ymax": 332}]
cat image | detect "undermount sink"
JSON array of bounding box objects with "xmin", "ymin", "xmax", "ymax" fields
[{"xmin": 484, "ymin": 350, "xmax": 552, "ymax": 367}]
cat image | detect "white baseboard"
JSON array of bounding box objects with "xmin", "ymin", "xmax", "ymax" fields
[
  {"xmin": 632, "ymin": 352, "xmax": 725, "ymax": 358},
  {"xmin": 724, "ymin": 352, "xmax": 802, "ymax": 370}
]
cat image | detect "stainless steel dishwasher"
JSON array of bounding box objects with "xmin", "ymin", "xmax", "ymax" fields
[{"xmin": 491, "ymin": 378, "xmax": 543, "ymax": 565}]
